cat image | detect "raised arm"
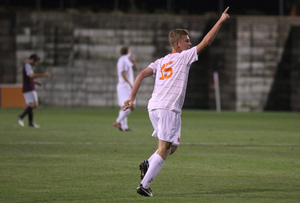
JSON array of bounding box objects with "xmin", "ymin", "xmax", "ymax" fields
[
  {"xmin": 123, "ymin": 67, "xmax": 153, "ymax": 110},
  {"xmin": 197, "ymin": 7, "xmax": 230, "ymax": 54}
]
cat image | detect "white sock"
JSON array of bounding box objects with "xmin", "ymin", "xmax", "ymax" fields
[
  {"xmin": 147, "ymin": 149, "xmax": 172, "ymax": 165},
  {"xmin": 116, "ymin": 109, "xmax": 131, "ymax": 124},
  {"xmin": 148, "ymin": 150, "xmax": 158, "ymax": 165},
  {"xmin": 121, "ymin": 117, "xmax": 128, "ymax": 130},
  {"xmin": 141, "ymin": 153, "xmax": 164, "ymax": 188}
]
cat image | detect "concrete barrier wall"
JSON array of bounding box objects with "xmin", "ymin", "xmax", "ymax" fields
[
  {"xmin": 236, "ymin": 17, "xmax": 300, "ymax": 111},
  {"xmin": 0, "ymin": 13, "xmax": 16, "ymax": 84},
  {"xmin": 14, "ymin": 12, "xmax": 207, "ymax": 108},
  {"xmin": 1, "ymin": 12, "xmax": 300, "ymax": 111}
]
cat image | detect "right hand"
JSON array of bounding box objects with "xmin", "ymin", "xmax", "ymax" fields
[
  {"xmin": 129, "ymin": 53, "xmax": 135, "ymax": 62},
  {"xmin": 123, "ymin": 99, "xmax": 133, "ymax": 111},
  {"xmin": 45, "ymin": 73, "xmax": 51, "ymax": 78},
  {"xmin": 35, "ymin": 81, "xmax": 42, "ymax": 86}
]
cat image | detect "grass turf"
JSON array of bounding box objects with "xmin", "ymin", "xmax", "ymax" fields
[{"xmin": 0, "ymin": 107, "xmax": 299, "ymax": 202}]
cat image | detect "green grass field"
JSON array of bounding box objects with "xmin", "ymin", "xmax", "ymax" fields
[{"xmin": 0, "ymin": 108, "xmax": 299, "ymax": 203}]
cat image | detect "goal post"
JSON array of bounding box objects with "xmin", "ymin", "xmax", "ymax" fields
[{"xmin": 213, "ymin": 71, "xmax": 221, "ymax": 112}]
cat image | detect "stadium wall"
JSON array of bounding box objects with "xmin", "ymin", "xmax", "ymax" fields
[
  {"xmin": 0, "ymin": 13, "xmax": 16, "ymax": 84},
  {"xmin": 236, "ymin": 17, "xmax": 300, "ymax": 111},
  {"xmin": 1, "ymin": 12, "xmax": 300, "ymax": 111}
]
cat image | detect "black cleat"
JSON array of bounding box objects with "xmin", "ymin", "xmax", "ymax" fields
[
  {"xmin": 139, "ymin": 160, "xmax": 149, "ymax": 180},
  {"xmin": 137, "ymin": 184, "xmax": 154, "ymax": 197}
]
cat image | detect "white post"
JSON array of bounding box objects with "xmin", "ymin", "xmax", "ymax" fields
[{"xmin": 213, "ymin": 71, "xmax": 221, "ymax": 112}]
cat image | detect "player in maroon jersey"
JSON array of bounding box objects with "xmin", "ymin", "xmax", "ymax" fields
[{"xmin": 18, "ymin": 54, "xmax": 51, "ymax": 128}]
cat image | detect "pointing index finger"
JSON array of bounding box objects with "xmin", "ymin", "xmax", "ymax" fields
[{"xmin": 223, "ymin": 6, "xmax": 229, "ymax": 14}]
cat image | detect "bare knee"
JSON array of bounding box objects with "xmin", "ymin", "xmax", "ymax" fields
[
  {"xmin": 30, "ymin": 102, "xmax": 38, "ymax": 109},
  {"xmin": 157, "ymin": 140, "xmax": 172, "ymax": 160},
  {"xmin": 157, "ymin": 145, "xmax": 177, "ymax": 160}
]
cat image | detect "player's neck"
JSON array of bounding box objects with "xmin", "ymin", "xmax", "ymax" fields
[{"xmin": 171, "ymin": 49, "xmax": 181, "ymax": 54}]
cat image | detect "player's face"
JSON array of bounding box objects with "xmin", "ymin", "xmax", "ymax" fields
[
  {"xmin": 28, "ymin": 59, "xmax": 38, "ymax": 66},
  {"xmin": 178, "ymin": 35, "xmax": 192, "ymax": 51},
  {"xmin": 32, "ymin": 60, "xmax": 39, "ymax": 66}
]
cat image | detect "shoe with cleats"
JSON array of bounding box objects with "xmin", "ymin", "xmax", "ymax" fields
[
  {"xmin": 18, "ymin": 116, "xmax": 24, "ymax": 127},
  {"xmin": 113, "ymin": 121, "xmax": 122, "ymax": 131},
  {"xmin": 28, "ymin": 123, "xmax": 40, "ymax": 128},
  {"xmin": 137, "ymin": 184, "xmax": 154, "ymax": 197}
]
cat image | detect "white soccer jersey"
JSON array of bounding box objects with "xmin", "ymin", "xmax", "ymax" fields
[
  {"xmin": 117, "ymin": 53, "xmax": 134, "ymax": 87},
  {"xmin": 147, "ymin": 46, "xmax": 198, "ymax": 113}
]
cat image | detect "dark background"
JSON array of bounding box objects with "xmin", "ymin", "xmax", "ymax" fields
[{"xmin": 0, "ymin": 0, "xmax": 299, "ymax": 16}]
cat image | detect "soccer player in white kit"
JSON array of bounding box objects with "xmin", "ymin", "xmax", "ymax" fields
[
  {"xmin": 113, "ymin": 46, "xmax": 138, "ymax": 131},
  {"xmin": 124, "ymin": 7, "xmax": 230, "ymax": 196}
]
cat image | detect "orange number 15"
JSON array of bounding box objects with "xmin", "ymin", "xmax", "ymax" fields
[{"xmin": 159, "ymin": 61, "xmax": 173, "ymax": 80}]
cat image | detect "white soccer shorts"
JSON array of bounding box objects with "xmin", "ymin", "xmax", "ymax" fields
[
  {"xmin": 23, "ymin": 90, "xmax": 38, "ymax": 105},
  {"xmin": 149, "ymin": 109, "xmax": 181, "ymax": 146}
]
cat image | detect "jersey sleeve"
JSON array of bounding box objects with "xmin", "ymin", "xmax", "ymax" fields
[
  {"xmin": 147, "ymin": 60, "xmax": 159, "ymax": 77},
  {"xmin": 25, "ymin": 63, "xmax": 33, "ymax": 76},
  {"xmin": 181, "ymin": 46, "xmax": 198, "ymax": 65}
]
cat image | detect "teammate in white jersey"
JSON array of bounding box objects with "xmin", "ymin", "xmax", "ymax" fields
[
  {"xmin": 124, "ymin": 7, "xmax": 230, "ymax": 196},
  {"xmin": 113, "ymin": 46, "xmax": 138, "ymax": 131}
]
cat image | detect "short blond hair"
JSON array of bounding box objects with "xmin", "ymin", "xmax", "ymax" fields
[{"xmin": 169, "ymin": 29, "xmax": 189, "ymax": 47}]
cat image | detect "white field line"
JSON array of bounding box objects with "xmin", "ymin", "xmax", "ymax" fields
[{"xmin": 0, "ymin": 142, "xmax": 299, "ymax": 147}]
